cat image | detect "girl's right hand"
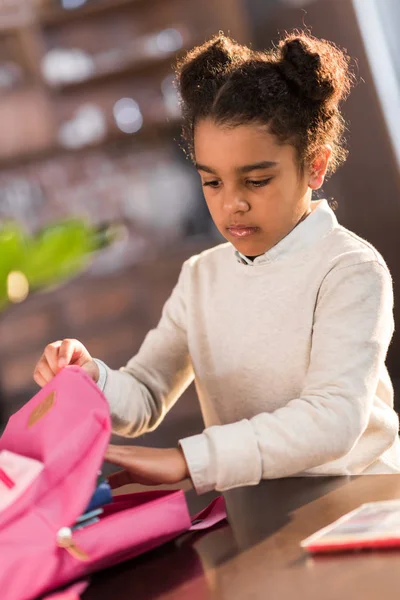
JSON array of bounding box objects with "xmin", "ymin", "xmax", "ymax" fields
[{"xmin": 33, "ymin": 339, "xmax": 99, "ymax": 387}]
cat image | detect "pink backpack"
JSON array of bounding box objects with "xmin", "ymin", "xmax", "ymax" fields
[{"xmin": 0, "ymin": 366, "xmax": 226, "ymax": 600}]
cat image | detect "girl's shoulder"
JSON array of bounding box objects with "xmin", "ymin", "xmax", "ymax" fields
[
  {"xmin": 184, "ymin": 242, "xmax": 233, "ymax": 271},
  {"xmin": 318, "ymin": 222, "xmax": 390, "ymax": 274}
]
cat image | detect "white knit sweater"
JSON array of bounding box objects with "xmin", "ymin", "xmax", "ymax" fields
[{"xmin": 98, "ymin": 200, "xmax": 400, "ymax": 494}]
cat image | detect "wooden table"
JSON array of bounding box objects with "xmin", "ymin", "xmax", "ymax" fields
[{"xmin": 82, "ymin": 475, "xmax": 400, "ymax": 600}]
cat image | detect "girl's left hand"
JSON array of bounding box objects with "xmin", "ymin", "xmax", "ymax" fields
[{"xmin": 104, "ymin": 444, "xmax": 190, "ymax": 489}]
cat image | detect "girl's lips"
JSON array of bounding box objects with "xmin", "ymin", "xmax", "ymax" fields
[{"xmin": 227, "ymin": 227, "xmax": 259, "ymax": 238}]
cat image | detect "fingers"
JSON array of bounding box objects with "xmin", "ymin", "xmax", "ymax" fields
[
  {"xmin": 33, "ymin": 340, "xmax": 62, "ymax": 387},
  {"xmin": 39, "ymin": 360, "xmax": 56, "ymax": 385},
  {"xmin": 107, "ymin": 469, "xmax": 133, "ymax": 490},
  {"xmin": 33, "ymin": 358, "xmax": 55, "ymax": 387},
  {"xmin": 44, "ymin": 340, "xmax": 62, "ymax": 374},
  {"xmin": 57, "ymin": 339, "xmax": 78, "ymax": 369},
  {"xmin": 33, "ymin": 338, "xmax": 86, "ymax": 387},
  {"xmin": 33, "ymin": 367, "xmax": 47, "ymax": 388}
]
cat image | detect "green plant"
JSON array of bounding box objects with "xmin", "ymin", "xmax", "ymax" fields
[{"xmin": 0, "ymin": 219, "xmax": 117, "ymax": 309}]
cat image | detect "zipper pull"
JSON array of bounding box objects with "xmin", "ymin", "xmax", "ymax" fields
[{"xmin": 57, "ymin": 527, "xmax": 90, "ymax": 562}]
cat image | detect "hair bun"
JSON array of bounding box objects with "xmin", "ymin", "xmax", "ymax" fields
[
  {"xmin": 176, "ymin": 34, "xmax": 251, "ymax": 108},
  {"xmin": 277, "ymin": 34, "xmax": 351, "ymax": 106}
]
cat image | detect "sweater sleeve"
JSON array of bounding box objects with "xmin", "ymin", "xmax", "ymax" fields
[
  {"xmin": 180, "ymin": 261, "xmax": 395, "ymax": 494},
  {"xmin": 101, "ymin": 260, "xmax": 194, "ymax": 436}
]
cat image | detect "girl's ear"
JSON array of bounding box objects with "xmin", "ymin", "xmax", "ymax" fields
[{"xmin": 308, "ymin": 145, "xmax": 332, "ymax": 190}]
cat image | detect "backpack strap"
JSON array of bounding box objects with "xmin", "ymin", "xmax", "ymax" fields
[{"xmin": 190, "ymin": 496, "xmax": 227, "ymax": 531}]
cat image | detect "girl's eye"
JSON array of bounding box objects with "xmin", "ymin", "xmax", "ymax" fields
[
  {"xmin": 203, "ymin": 180, "xmax": 220, "ymax": 188},
  {"xmin": 247, "ymin": 179, "xmax": 272, "ymax": 188},
  {"xmin": 202, "ymin": 179, "xmax": 272, "ymax": 189}
]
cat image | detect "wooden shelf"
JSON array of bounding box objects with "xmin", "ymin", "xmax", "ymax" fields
[
  {"xmin": 0, "ymin": 117, "xmax": 180, "ymax": 168},
  {"xmin": 46, "ymin": 51, "xmax": 178, "ymax": 92},
  {"xmin": 0, "ymin": 6, "xmax": 35, "ymax": 34},
  {"xmin": 0, "ymin": 18, "xmax": 33, "ymax": 35},
  {"xmin": 38, "ymin": 0, "xmax": 147, "ymax": 27},
  {"xmin": 0, "ymin": 0, "xmax": 251, "ymax": 167}
]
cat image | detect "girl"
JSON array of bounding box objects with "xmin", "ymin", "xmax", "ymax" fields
[{"xmin": 34, "ymin": 31, "xmax": 400, "ymax": 494}]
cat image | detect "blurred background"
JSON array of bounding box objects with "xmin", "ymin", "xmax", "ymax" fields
[{"xmin": 0, "ymin": 0, "xmax": 399, "ymax": 448}]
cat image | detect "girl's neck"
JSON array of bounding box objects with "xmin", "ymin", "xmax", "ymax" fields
[{"xmin": 245, "ymin": 205, "xmax": 313, "ymax": 261}]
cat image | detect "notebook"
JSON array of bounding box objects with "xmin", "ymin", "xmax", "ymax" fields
[{"xmin": 301, "ymin": 500, "xmax": 400, "ymax": 553}]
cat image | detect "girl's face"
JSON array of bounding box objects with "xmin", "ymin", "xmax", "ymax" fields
[{"xmin": 194, "ymin": 119, "xmax": 329, "ymax": 257}]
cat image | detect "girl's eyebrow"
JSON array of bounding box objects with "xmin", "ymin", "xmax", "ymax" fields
[
  {"xmin": 238, "ymin": 161, "xmax": 279, "ymax": 173},
  {"xmin": 195, "ymin": 163, "xmax": 216, "ymax": 174},
  {"xmin": 195, "ymin": 161, "xmax": 278, "ymax": 174}
]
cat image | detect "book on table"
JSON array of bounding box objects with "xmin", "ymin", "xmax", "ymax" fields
[{"xmin": 301, "ymin": 500, "xmax": 400, "ymax": 553}]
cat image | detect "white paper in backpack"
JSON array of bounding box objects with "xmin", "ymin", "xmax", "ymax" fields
[{"xmin": 0, "ymin": 450, "xmax": 44, "ymax": 513}]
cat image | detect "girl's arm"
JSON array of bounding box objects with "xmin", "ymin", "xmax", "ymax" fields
[
  {"xmin": 180, "ymin": 260, "xmax": 398, "ymax": 494},
  {"xmin": 100, "ymin": 260, "xmax": 194, "ymax": 437}
]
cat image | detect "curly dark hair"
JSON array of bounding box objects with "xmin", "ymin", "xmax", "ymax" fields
[{"xmin": 175, "ymin": 30, "xmax": 355, "ymax": 178}]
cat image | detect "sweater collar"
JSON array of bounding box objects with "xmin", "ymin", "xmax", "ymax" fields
[{"xmin": 234, "ymin": 199, "xmax": 337, "ymax": 265}]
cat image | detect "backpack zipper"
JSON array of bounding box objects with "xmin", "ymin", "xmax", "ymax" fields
[{"xmin": 57, "ymin": 527, "xmax": 90, "ymax": 562}]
